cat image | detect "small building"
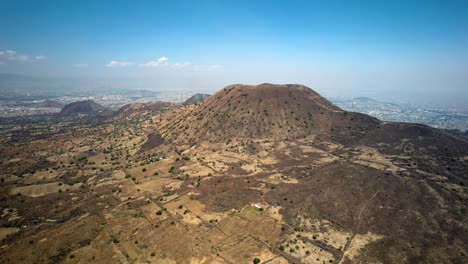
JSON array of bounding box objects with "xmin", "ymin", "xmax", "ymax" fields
[{"xmin": 249, "ymin": 202, "xmax": 263, "ymax": 210}]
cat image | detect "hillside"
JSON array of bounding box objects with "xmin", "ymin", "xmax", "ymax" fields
[
  {"xmin": 158, "ymin": 83, "xmax": 378, "ymax": 143},
  {"xmin": 41, "ymin": 99, "xmax": 64, "ymax": 108},
  {"xmin": 0, "ymin": 84, "xmax": 466, "ymax": 264},
  {"xmin": 115, "ymin": 101, "xmax": 181, "ymax": 119},
  {"xmin": 183, "ymin": 93, "xmax": 211, "ymax": 105},
  {"xmin": 57, "ymin": 100, "xmax": 108, "ymax": 117}
]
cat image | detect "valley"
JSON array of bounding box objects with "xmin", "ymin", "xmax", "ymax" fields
[{"xmin": 0, "ymin": 84, "xmax": 467, "ymax": 264}]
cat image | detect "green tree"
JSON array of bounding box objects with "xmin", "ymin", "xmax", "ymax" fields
[{"xmin": 253, "ymin": 258, "xmax": 261, "ymax": 264}]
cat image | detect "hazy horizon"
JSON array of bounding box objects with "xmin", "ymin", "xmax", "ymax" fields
[{"xmin": 1, "ymin": 0, "xmax": 468, "ymax": 108}]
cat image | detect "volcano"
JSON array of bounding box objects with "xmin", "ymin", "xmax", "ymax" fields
[
  {"xmin": 159, "ymin": 84, "xmax": 389, "ymax": 143},
  {"xmin": 58, "ymin": 100, "xmax": 108, "ymax": 117}
]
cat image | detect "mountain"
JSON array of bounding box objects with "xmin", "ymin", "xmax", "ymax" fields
[
  {"xmin": 158, "ymin": 83, "xmax": 378, "ymax": 143},
  {"xmin": 183, "ymin": 93, "xmax": 211, "ymax": 105},
  {"xmin": 157, "ymin": 83, "xmax": 467, "ymax": 160},
  {"xmin": 150, "ymin": 84, "xmax": 467, "ymax": 262},
  {"xmin": 57, "ymin": 100, "xmax": 108, "ymax": 117},
  {"xmin": 41, "ymin": 99, "xmax": 64, "ymax": 108}
]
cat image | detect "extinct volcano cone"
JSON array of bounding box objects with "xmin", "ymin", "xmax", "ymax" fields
[
  {"xmin": 58, "ymin": 100, "xmax": 108, "ymax": 117},
  {"xmin": 158, "ymin": 83, "xmax": 378, "ymax": 143}
]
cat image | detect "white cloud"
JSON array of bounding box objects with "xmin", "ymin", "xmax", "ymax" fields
[
  {"xmin": 140, "ymin": 56, "xmax": 169, "ymax": 67},
  {"xmin": 105, "ymin": 60, "xmax": 134, "ymax": 67},
  {"xmin": 5, "ymin": 50, "xmax": 16, "ymax": 57},
  {"xmin": 73, "ymin": 63, "xmax": 89, "ymax": 68},
  {"xmin": 105, "ymin": 56, "xmax": 222, "ymax": 71},
  {"xmin": 138, "ymin": 56, "xmax": 222, "ymax": 71},
  {"xmin": 0, "ymin": 50, "xmax": 46, "ymax": 62},
  {"xmin": 0, "ymin": 50, "xmax": 16, "ymax": 60}
]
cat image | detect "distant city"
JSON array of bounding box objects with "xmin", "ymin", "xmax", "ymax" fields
[
  {"xmin": 331, "ymin": 97, "xmax": 468, "ymax": 133},
  {"xmin": 0, "ymin": 89, "xmax": 466, "ymax": 133},
  {"xmin": 0, "ymin": 89, "xmax": 191, "ymax": 117}
]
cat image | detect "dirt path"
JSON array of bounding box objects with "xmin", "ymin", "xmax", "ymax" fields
[{"xmin": 337, "ymin": 190, "xmax": 380, "ymax": 264}]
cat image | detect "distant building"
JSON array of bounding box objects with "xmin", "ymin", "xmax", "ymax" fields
[{"xmin": 249, "ymin": 202, "xmax": 262, "ymax": 210}]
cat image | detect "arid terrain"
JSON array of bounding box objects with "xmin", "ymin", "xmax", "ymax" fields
[{"xmin": 0, "ymin": 84, "xmax": 467, "ymax": 264}]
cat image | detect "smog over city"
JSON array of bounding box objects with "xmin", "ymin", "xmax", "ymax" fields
[{"xmin": 0, "ymin": 1, "xmax": 467, "ymax": 264}]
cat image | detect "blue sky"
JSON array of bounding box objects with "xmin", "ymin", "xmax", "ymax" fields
[{"xmin": 1, "ymin": 0, "xmax": 467, "ymax": 106}]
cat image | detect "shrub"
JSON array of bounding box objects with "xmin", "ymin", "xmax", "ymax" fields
[{"xmin": 253, "ymin": 258, "xmax": 261, "ymax": 264}]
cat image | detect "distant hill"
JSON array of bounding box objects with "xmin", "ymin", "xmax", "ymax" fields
[
  {"xmin": 332, "ymin": 97, "xmax": 396, "ymax": 107},
  {"xmin": 58, "ymin": 100, "xmax": 108, "ymax": 117},
  {"xmin": 42, "ymin": 99, "xmax": 64, "ymax": 108},
  {"xmin": 116, "ymin": 101, "xmax": 181, "ymax": 119},
  {"xmin": 183, "ymin": 93, "xmax": 211, "ymax": 105},
  {"xmin": 352, "ymin": 96, "xmax": 378, "ymax": 103}
]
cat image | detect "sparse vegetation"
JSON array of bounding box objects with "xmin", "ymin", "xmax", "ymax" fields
[{"xmin": 0, "ymin": 83, "xmax": 466, "ymax": 264}]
